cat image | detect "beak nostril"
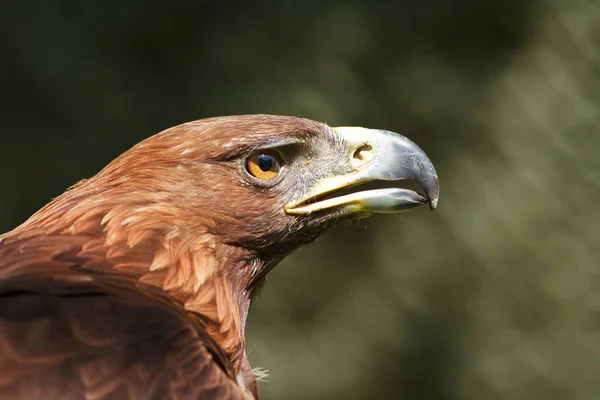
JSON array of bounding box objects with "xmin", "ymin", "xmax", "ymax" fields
[{"xmin": 352, "ymin": 144, "xmax": 374, "ymax": 168}]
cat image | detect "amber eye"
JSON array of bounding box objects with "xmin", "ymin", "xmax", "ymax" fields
[{"xmin": 246, "ymin": 149, "xmax": 282, "ymax": 180}]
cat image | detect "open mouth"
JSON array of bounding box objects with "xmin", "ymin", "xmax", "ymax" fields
[
  {"xmin": 285, "ymin": 180, "xmax": 428, "ymax": 215},
  {"xmin": 297, "ymin": 180, "xmax": 424, "ymax": 207}
]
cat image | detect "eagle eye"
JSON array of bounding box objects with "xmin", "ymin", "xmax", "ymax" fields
[{"xmin": 246, "ymin": 149, "xmax": 282, "ymax": 180}]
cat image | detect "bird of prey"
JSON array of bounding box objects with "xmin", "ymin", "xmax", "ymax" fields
[{"xmin": 0, "ymin": 115, "xmax": 438, "ymax": 399}]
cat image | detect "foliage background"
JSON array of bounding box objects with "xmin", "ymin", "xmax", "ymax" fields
[{"xmin": 1, "ymin": 1, "xmax": 599, "ymax": 399}]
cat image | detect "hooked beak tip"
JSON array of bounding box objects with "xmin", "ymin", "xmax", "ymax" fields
[{"xmin": 429, "ymin": 197, "xmax": 438, "ymax": 210}]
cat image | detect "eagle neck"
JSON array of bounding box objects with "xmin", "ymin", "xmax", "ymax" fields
[{"xmin": 13, "ymin": 183, "xmax": 261, "ymax": 395}]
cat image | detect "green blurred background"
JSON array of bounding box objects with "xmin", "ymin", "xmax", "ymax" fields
[{"xmin": 1, "ymin": 1, "xmax": 599, "ymax": 399}]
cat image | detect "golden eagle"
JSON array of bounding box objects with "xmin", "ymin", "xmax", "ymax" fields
[{"xmin": 0, "ymin": 115, "xmax": 438, "ymax": 399}]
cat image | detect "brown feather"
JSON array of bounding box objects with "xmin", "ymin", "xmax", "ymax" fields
[
  {"xmin": 0, "ymin": 232, "xmax": 253, "ymax": 399},
  {"xmin": 0, "ymin": 115, "xmax": 337, "ymax": 399}
]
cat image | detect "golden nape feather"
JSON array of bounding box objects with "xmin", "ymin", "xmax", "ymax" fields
[{"xmin": 0, "ymin": 115, "xmax": 438, "ymax": 399}]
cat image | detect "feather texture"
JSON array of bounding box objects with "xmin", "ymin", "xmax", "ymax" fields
[{"xmin": 0, "ymin": 115, "xmax": 345, "ymax": 399}]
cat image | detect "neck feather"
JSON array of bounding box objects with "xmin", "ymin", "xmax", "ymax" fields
[{"xmin": 14, "ymin": 180, "xmax": 260, "ymax": 375}]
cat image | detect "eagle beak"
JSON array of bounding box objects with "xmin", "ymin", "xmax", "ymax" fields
[{"xmin": 284, "ymin": 127, "xmax": 439, "ymax": 215}]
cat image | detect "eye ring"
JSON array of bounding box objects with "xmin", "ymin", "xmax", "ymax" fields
[{"xmin": 246, "ymin": 149, "xmax": 282, "ymax": 181}]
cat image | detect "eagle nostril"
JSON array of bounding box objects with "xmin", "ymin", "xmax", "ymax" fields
[{"xmin": 352, "ymin": 144, "xmax": 374, "ymax": 169}]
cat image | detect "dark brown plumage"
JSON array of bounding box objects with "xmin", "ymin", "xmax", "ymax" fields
[{"xmin": 0, "ymin": 115, "xmax": 438, "ymax": 399}]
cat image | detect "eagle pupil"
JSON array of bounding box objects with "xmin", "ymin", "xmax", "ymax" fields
[{"xmin": 258, "ymin": 155, "xmax": 273, "ymax": 171}]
